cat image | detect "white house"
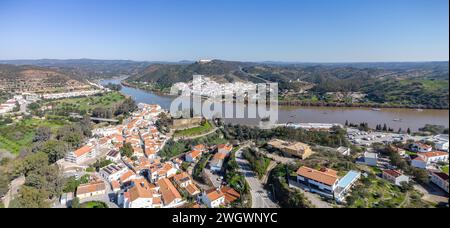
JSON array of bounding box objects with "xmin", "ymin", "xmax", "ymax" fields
[
  {"xmin": 411, "ymin": 142, "xmax": 433, "ymax": 153},
  {"xmin": 411, "ymin": 151, "xmax": 449, "ymax": 169},
  {"xmin": 382, "ymin": 169, "xmax": 410, "ymax": 186},
  {"xmin": 296, "ymin": 166, "xmax": 339, "ymax": 197},
  {"xmin": 430, "ymin": 171, "xmax": 449, "ymax": 193},
  {"xmin": 157, "ymin": 178, "xmax": 184, "ymax": 208},
  {"xmin": 106, "ymin": 150, "xmax": 121, "ymax": 163},
  {"xmin": 364, "ymin": 152, "xmax": 378, "ymax": 167},
  {"xmin": 435, "ymin": 141, "xmax": 449, "ymax": 152},
  {"xmin": 209, "ymin": 153, "xmax": 227, "ymax": 173},
  {"xmin": 65, "ymin": 144, "xmax": 97, "ymax": 164},
  {"xmin": 100, "ymin": 164, "xmax": 129, "ymax": 182},
  {"xmin": 217, "ymin": 144, "xmax": 233, "ymax": 155},
  {"xmin": 202, "ymin": 189, "xmax": 226, "ymax": 208},
  {"xmin": 120, "ymin": 179, "xmax": 161, "ymax": 208},
  {"xmin": 185, "ymin": 150, "xmax": 203, "ymax": 163}
]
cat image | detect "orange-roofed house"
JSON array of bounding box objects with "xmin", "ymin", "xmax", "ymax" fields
[
  {"xmin": 119, "ymin": 170, "xmax": 137, "ymax": 184},
  {"xmin": 65, "ymin": 145, "xmax": 97, "ymax": 164},
  {"xmin": 186, "ymin": 150, "xmax": 203, "ymax": 163},
  {"xmin": 412, "ymin": 151, "xmax": 449, "ymax": 169},
  {"xmin": 411, "ymin": 142, "xmax": 433, "ymax": 153},
  {"xmin": 76, "ymin": 181, "xmax": 106, "ymax": 200},
  {"xmin": 201, "ymin": 188, "xmax": 225, "ymax": 208},
  {"xmin": 120, "ymin": 179, "xmax": 159, "ymax": 208},
  {"xmin": 157, "ymin": 178, "xmax": 184, "ymax": 208},
  {"xmin": 217, "ymin": 144, "xmax": 233, "ymax": 155},
  {"xmin": 111, "ymin": 180, "xmax": 121, "ymax": 193},
  {"xmin": 296, "ymin": 166, "xmax": 340, "ymax": 196},
  {"xmin": 220, "ymin": 186, "xmax": 240, "ymax": 204},
  {"xmin": 210, "ymin": 153, "xmax": 228, "ymax": 172},
  {"xmin": 193, "ymin": 144, "xmax": 207, "ymax": 152}
]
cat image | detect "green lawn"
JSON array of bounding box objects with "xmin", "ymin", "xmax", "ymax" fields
[
  {"xmin": 441, "ymin": 165, "xmax": 449, "ymax": 174},
  {"xmin": 43, "ymin": 92, "xmax": 126, "ymax": 114},
  {"xmin": 174, "ymin": 121, "xmax": 215, "ymax": 138},
  {"xmin": 0, "ymin": 118, "xmax": 67, "ymax": 154},
  {"xmin": 80, "ymin": 201, "xmax": 109, "ymax": 208},
  {"xmin": 346, "ymin": 176, "xmax": 431, "ymax": 208}
]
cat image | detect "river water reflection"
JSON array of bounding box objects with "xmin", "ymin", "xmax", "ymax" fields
[{"xmin": 101, "ymin": 79, "xmax": 449, "ymax": 131}]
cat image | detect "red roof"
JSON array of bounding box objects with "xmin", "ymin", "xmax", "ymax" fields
[{"xmin": 383, "ymin": 169, "xmax": 403, "ymax": 178}]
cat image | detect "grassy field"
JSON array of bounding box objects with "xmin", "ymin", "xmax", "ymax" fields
[
  {"xmin": 43, "ymin": 92, "xmax": 126, "ymax": 114},
  {"xmin": 0, "ymin": 118, "xmax": 67, "ymax": 154},
  {"xmin": 347, "ymin": 175, "xmax": 431, "ymax": 208},
  {"xmin": 174, "ymin": 121, "xmax": 215, "ymax": 138},
  {"xmin": 80, "ymin": 201, "xmax": 109, "ymax": 208},
  {"xmin": 442, "ymin": 165, "xmax": 449, "ymax": 174}
]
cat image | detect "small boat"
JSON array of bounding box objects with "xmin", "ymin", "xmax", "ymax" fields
[
  {"xmin": 416, "ymin": 109, "xmax": 424, "ymax": 112},
  {"xmin": 393, "ymin": 118, "xmax": 402, "ymax": 122},
  {"xmin": 372, "ymin": 108, "xmax": 381, "ymax": 111}
]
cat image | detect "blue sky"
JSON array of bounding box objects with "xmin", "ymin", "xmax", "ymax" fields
[{"xmin": 0, "ymin": 0, "xmax": 448, "ymax": 62}]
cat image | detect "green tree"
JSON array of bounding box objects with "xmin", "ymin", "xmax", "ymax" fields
[
  {"xmin": 39, "ymin": 140, "xmax": 67, "ymax": 164},
  {"xmin": 33, "ymin": 126, "xmax": 52, "ymax": 142},
  {"xmin": 25, "ymin": 165, "xmax": 63, "ymax": 199},
  {"xmin": 71, "ymin": 197, "xmax": 80, "ymax": 208},
  {"xmin": 120, "ymin": 143, "xmax": 134, "ymax": 158},
  {"xmin": 11, "ymin": 186, "xmax": 50, "ymax": 208},
  {"xmin": 0, "ymin": 170, "xmax": 9, "ymax": 197},
  {"xmin": 63, "ymin": 176, "xmax": 80, "ymax": 193}
]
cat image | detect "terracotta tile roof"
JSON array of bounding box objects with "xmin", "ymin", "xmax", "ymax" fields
[
  {"xmin": 213, "ymin": 153, "xmax": 227, "ymax": 160},
  {"xmin": 127, "ymin": 179, "xmax": 154, "ymax": 202},
  {"xmin": 420, "ymin": 151, "xmax": 448, "ymax": 158},
  {"xmin": 119, "ymin": 170, "xmax": 136, "ymax": 183},
  {"xmin": 206, "ymin": 188, "xmax": 225, "ymax": 202},
  {"xmin": 111, "ymin": 180, "xmax": 121, "ymax": 190},
  {"xmin": 173, "ymin": 172, "xmax": 191, "ymax": 184},
  {"xmin": 221, "ymin": 186, "xmax": 240, "ymax": 204},
  {"xmin": 186, "ymin": 184, "xmax": 201, "ymax": 196},
  {"xmin": 193, "ymin": 144, "xmax": 207, "ymax": 151},
  {"xmin": 297, "ymin": 166, "xmax": 339, "ymax": 186},
  {"xmin": 157, "ymin": 178, "xmax": 182, "ymax": 205},
  {"xmin": 189, "ymin": 150, "xmax": 203, "ymax": 159},
  {"xmin": 76, "ymin": 181, "xmax": 106, "ymax": 195},
  {"xmin": 383, "ymin": 169, "xmax": 403, "ymax": 178},
  {"xmin": 73, "ymin": 146, "xmax": 93, "ymax": 158},
  {"xmin": 218, "ymin": 144, "xmax": 233, "ymax": 152}
]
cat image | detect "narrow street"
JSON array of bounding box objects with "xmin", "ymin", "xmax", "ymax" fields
[{"xmin": 235, "ymin": 146, "xmax": 278, "ymax": 208}]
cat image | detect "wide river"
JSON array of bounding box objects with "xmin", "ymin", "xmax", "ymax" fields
[{"xmin": 101, "ymin": 79, "xmax": 449, "ymax": 131}]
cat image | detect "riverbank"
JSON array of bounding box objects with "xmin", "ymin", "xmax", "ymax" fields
[
  {"xmin": 101, "ymin": 78, "xmax": 449, "ymax": 132},
  {"xmin": 121, "ymin": 81, "xmax": 448, "ymax": 110}
]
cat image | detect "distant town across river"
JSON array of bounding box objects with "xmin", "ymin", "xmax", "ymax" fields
[{"xmin": 100, "ymin": 78, "xmax": 449, "ymax": 132}]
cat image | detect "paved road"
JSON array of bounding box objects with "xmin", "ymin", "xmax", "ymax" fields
[
  {"xmin": 414, "ymin": 184, "xmax": 449, "ymax": 205},
  {"xmin": 235, "ymin": 148, "xmax": 278, "ymax": 208},
  {"xmin": 288, "ymin": 180, "xmax": 334, "ymax": 208}
]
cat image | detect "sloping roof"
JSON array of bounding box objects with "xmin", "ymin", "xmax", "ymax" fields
[
  {"xmin": 420, "ymin": 151, "xmax": 448, "ymax": 158},
  {"xmin": 190, "ymin": 150, "xmax": 203, "ymax": 158},
  {"xmin": 74, "ymin": 146, "xmax": 92, "ymax": 158},
  {"xmin": 432, "ymin": 172, "xmax": 449, "ymax": 182},
  {"xmin": 221, "ymin": 186, "xmax": 240, "ymax": 204},
  {"xmin": 297, "ymin": 166, "xmax": 339, "ymax": 186},
  {"xmin": 119, "ymin": 170, "xmax": 136, "ymax": 183},
  {"xmin": 77, "ymin": 181, "xmax": 106, "ymax": 195},
  {"xmin": 213, "ymin": 153, "xmax": 227, "ymax": 160},
  {"xmin": 206, "ymin": 189, "xmax": 225, "ymax": 202},
  {"xmin": 127, "ymin": 179, "xmax": 154, "ymax": 202},
  {"xmin": 157, "ymin": 178, "xmax": 182, "ymax": 205},
  {"xmin": 383, "ymin": 169, "xmax": 403, "ymax": 178},
  {"xmin": 173, "ymin": 172, "xmax": 191, "ymax": 184},
  {"xmin": 186, "ymin": 184, "xmax": 201, "ymax": 196}
]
